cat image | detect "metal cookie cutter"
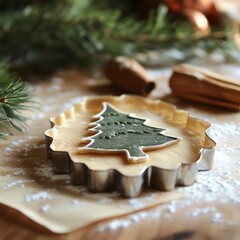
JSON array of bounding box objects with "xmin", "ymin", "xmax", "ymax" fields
[{"xmin": 45, "ymin": 95, "xmax": 216, "ymax": 198}]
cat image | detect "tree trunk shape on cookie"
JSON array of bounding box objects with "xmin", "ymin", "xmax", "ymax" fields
[{"xmin": 80, "ymin": 103, "xmax": 179, "ymax": 163}]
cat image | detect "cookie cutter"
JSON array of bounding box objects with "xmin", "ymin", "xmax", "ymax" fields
[{"xmin": 45, "ymin": 95, "xmax": 216, "ymax": 198}]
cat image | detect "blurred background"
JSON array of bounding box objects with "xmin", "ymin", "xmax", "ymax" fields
[
  {"xmin": 0, "ymin": 0, "xmax": 240, "ymax": 138},
  {"xmin": 0, "ymin": 0, "xmax": 240, "ymax": 73}
]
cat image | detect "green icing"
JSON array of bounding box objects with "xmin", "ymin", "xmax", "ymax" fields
[{"xmin": 84, "ymin": 103, "xmax": 179, "ymax": 162}]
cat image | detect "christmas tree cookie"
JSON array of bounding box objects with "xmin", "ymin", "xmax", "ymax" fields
[
  {"xmin": 45, "ymin": 95, "xmax": 215, "ymax": 197},
  {"xmin": 80, "ymin": 103, "xmax": 179, "ymax": 163}
]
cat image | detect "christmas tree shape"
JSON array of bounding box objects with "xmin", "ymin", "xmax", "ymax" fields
[{"xmin": 80, "ymin": 103, "xmax": 180, "ymax": 163}]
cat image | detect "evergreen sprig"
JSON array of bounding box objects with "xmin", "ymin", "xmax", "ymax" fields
[
  {"xmin": 0, "ymin": 0, "xmax": 239, "ymax": 70},
  {"xmin": 0, "ymin": 62, "xmax": 31, "ymax": 139}
]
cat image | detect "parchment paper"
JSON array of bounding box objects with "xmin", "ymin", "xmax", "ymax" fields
[{"xmin": 0, "ymin": 72, "xmax": 184, "ymax": 233}]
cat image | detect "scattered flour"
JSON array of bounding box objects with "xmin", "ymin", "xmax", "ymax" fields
[
  {"xmin": 40, "ymin": 204, "xmax": 51, "ymax": 213},
  {"xmin": 71, "ymin": 199, "xmax": 80, "ymax": 205},
  {"xmin": 127, "ymin": 195, "xmax": 154, "ymax": 210},
  {"xmin": 4, "ymin": 136, "xmax": 45, "ymax": 156},
  {"xmin": 97, "ymin": 211, "xmax": 153, "ymax": 232},
  {"xmin": 35, "ymin": 164, "xmax": 53, "ymax": 179},
  {"xmin": 190, "ymin": 207, "xmax": 220, "ymax": 218},
  {"xmin": 25, "ymin": 191, "xmax": 52, "ymax": 202},
  {"xmin": 211, "ymin": 123, "xmax": 240, "ymax": 140},
  {"xmin": 3, "ymin": 179, "xmax": 35, "ymax": 189}
]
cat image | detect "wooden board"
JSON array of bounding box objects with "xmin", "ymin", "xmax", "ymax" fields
[{"xmin": 0, "ymin": 64, "xmax": 240, "ymax": 240}]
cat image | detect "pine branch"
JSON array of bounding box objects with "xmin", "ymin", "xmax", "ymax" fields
[
  {"xmin": 0, "ymin": 62, "xmax": 32, "ymax": 139},
  {"xmin": 0, "ymin": 1, "xmax": 239, "ymax": 71}
]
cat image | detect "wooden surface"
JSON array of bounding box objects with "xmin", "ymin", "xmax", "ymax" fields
[{"xmin": 0, "ymin": 63, "xmax": 240, "ymax": 240}]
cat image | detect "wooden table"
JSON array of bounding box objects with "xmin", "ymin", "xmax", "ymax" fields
[{"xmin": 0, "ymin": 63, "xmax": 240, "ymax": 240}]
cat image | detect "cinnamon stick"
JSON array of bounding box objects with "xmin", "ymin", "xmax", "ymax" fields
[
  {"xmin": 104, "ymin": 57, "xmax": 156, "ymax": 96},
  {"xmin": 169, "ymin": 64, "xmax": 240, "ymax": 111}
]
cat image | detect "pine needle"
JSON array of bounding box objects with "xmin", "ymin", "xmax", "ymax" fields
[{"xmin": 0, "ymin": 63, "xmax": 31, "ymax": 139}]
